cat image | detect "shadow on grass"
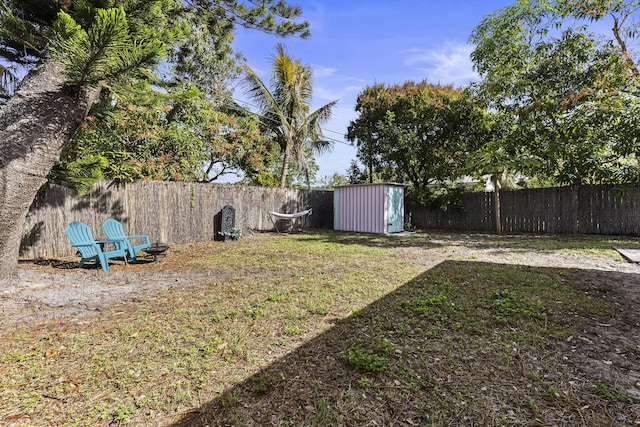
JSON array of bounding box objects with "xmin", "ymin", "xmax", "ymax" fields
[
  {"xmin": 287, "ymin": 229, "xmax": 447, "ymax": 250},
  {"xmin": 19, "ymin": 254, "xmax": 160, "ymax": 270},
  {"xmin": 18, "ymin": 258, "xmax": 84, "ymax": 270},
  {"xmin": 170, "ymin": 260, "xmax": 640, "ymax": 426},
  {"xmin": 293, "ymin": 229, "xmax": 640, "ymax": 254}
]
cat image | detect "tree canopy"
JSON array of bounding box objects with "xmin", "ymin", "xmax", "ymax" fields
[
  {"xmin": 48, "ymin": 84, "xmax": 275, "ymax": 189},
  {"xmin": 0, "ymin": 0, "xmax": 314, "ymax": 191},
  {"xmin": 0, "ymin": 0, "xmax": 310, "ymax": 285},
  {"xmin": 346, "ymin": 81, "xmax": 490, "ymax": 202},
  {"xmin": 470, "ymin": 0, "xmax": 640, "ymax": 186},
  {"xmin": 0, "ymin": 0, "xmax": 309, "ymax": 80}
]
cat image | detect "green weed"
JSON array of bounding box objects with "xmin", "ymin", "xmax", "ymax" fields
[
  {"xmin": 410, "ymin": 293, "xmax": 455, "ymax": 322},
  {"xmin": 344, "ymin": 339, "xmax": 394, "ymax": 373},
  {"xmin": 592, "ymin": 380, "xmax": 634, "ymax": 403},
  {"xmin": 1, "ymin": 232, "xmax": 631, "ymax": 426}
]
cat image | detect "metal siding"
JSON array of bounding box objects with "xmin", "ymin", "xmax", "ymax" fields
[
  {"xmin": 334, "ymin": 183, "xmax": 402, "ymax": 233},
  {"xmin": 337, "ymin": 187, "xmax": 347, "ymax": 231},
  {"xmin": 364, "ymin": 185, "xmax": 373, "ymax": 233},
  {"xmin": 348, "ymin": 186, "xmax": 356, "ymax": 231},
  {"xmin": 344, "ymin": 186, "xmax": 352, "ymax": 231},
  {"xmin": 400, "ymin": 186, "xmax": 405, "ymax": 231},
  {"xmin": 359, "ymin": 186, "xmax": 368, "ymax": 232},
  {"xmin": 362, "ymin": 186, "xmax": 369, "ymax": 232},
  {"xmin": 375, "ymin": 185, "xmax": 385, "ymax": 233},
  {"xmin": 361, "ymin": 185, "xmax": 373, "ymax": 233},
  {"xmin": 383, "ymin": 186, "xmax": 389, "ymax": 234},
  {"xmin": 360, "ymin": 186, "xmax": 367, "ymax": 232},
  {"xmin": 339, "ymin": 186, "xmax": 354, "ymax": 231},
  {"xmin": 353, "ymin": 187, "xmax": 360, "ymax": 231},
  {"xmin": 352, "ymin": 186, "xmax": 360, "ymax": 231}
]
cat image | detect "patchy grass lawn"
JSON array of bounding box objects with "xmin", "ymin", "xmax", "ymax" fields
[{"xmin": 2, "ymin": 231, "xmax": 640, "ymax": 426}]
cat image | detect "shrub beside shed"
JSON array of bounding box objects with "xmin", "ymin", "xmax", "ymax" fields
[{"xmin": 333, "ymin": 183, "xmax": 405, "ymax": 234}]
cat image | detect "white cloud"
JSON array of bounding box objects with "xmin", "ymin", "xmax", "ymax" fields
[
  {"xmin": 312, "ymin": 65, "xmax": 338, "ymax": 77},
  {"xmin": 345, "ymin": 76, "xmax": 370, "ymax": 84},
  {"xmin": 402, "ymin": 42, "xmax": 479, "ymax": 86},
  {"xmin": 314, "ymin": 84, "xmax": 362, "ymax": 102}
]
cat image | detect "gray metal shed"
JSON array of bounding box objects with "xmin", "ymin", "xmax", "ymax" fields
[{"xmin": 333, "ymin": 183, "xmax": 405, "ymax": 234}]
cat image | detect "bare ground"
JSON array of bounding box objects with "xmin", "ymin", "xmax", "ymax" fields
[
  {"xmin": 3, "ymin": 232, "xmax": 640, "ymax": 420},
  {"xmin": 5, "ymin": 234, "xmax": 640, "ymax": 330}
]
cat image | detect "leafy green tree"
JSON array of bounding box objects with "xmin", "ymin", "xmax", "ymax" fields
[
  {"xmin": 470, "ymin": 0, "xmax": 640, "ymax": 187},
  {"xmin": 346, "ymin": 81, "xmax": 490, "ymax": 202},
  {"xmin": 51, "ymin": 85, "xmax": 274, "ymax": 184},
  {"xmin": 556, "ymin": 0, "xmax": 640, "ymax": 76},
  {"xmin": 318, "ymin": 172, "xmax": 348, "ymax": 190},
  {"xmin": 0, "ymin": 0, "xmax": 309, "ymax": 286},
  {"xmin": 346, "ymin": 160, "xmax": 371, "ymax": 184},
  {"xmin": 199, "ymin": 103, "xmax": 277, "ymax": 183},
  {"xmin": 345, "ymin": 85, "xmax": 387, "ymax": 183},
  {"xmin": 345, "ymin": 159, "xmax": 390, "ymax": 185},
  {"xmin": 243, "ymin": 144, "xmax": 320, "ymax": 188},
  {"xmin": 467, "ymin": 111, "xmax": 525, "ymax": 233},
  {"xmin": 242, "ymin": 43, "xmax": 338, "ymax": 188}
]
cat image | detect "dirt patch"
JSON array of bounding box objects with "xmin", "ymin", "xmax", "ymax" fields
[
  {"xmin": 2, "ymin": 260, "xmax": 210, "ymax": 331},
  {"xmin": 5, "ymin": 233, "xmax": 640, "ymax": 332},
  {"xmin": 3, "ymin": 232, "xmax": 640, "ymax": 425}
]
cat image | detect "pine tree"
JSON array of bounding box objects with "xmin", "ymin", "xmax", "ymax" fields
[{"xmin": 0, "ymin": 0, "xmax": 309, "ymax": 286}]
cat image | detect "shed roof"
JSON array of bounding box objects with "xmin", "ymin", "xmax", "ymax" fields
[{"xmin": 334, "ymin": 182, "xmax": 406, "ymax": 189}]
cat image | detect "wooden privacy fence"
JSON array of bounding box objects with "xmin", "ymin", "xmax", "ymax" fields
[
  {"xmin": 21, "ymin": 182, "xmax": 640, "ymax": 259},
  {"xmin": 20, "ymin": 180, "xmax": 333, "ymax": 259},
  {"xmin": 409, "ymin": 184, "xmax": 640, "ymax": 236}
]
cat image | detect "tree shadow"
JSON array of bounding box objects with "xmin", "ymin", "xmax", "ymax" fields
[
  {"xmin": 18, "ymin": 258, "xmax": 80, "ymax": 269},
  {"xmin": 22, "ymin": 182, "xmax": 131, "ymax": 256},
  {"xmin": 169, "ymin": 261, "xmax": 640, "ymax": 426},
  {"xmin": 19, "ymin": 221, "xmax": 45, "ymax": 257},
  {"xmin": 289, "ymin": 229, "xmax": 640, "ymax": 255}
]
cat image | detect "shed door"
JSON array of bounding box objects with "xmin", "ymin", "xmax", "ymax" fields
[{"xmin": 386, "ymin": 186, "xmax": 403, "ymax": 233}]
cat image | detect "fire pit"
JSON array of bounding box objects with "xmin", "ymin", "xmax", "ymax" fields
[{"xmin": 143, "ymin": 243, "xmax": 169, "ymax": 262}]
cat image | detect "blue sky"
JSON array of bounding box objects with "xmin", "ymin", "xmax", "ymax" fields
[{"xmin": 231, "ymin": 1, "xmax": 515, "ymax": 183}]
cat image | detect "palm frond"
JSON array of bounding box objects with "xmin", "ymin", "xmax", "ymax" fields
[
  {"xmin": 242, "ymin": 64, "xmax": 280, "ymax": 115},
  {"xmin": 304, "ymin": 99, "xmax": 338, "ymax": 154}
]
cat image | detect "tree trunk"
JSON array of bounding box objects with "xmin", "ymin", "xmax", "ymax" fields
[
  {"xmin": 279, "ymin": 143, "xmax": 292, "ymax": 188},
  {"xmin": 492, "ymin": 173, "xmax": 502, "ymax": 234},
  {"xmin": 0, "ymin": 59, "xmax": 100, "ymax": 287}
]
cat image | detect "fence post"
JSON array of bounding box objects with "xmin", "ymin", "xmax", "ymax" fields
[{"xmin": 492, "ymin": 174, "xmax": 502, "ymax": 234}]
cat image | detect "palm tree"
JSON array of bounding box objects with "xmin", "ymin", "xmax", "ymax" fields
[{"xmin": 243, "ymin": 43, "xmax": 337, "ymax": 188}]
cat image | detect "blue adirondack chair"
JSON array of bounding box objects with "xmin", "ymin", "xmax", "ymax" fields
[
  {"xmin": 65, "ymin": 221, "xmax": 128, "ymax": 272},
  {"xmin": 102, "ymin": 219, "xmax": 151, "ymax": 262}
]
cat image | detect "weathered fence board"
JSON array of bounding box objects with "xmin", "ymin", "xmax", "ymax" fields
[
  {"xmin": 20, "ymin": 180, "xmax": 333, "ymax": 259},
  {"xmin": 20, "ymin": 182, "xmax": 640, "ymax": 259},
  {"xmin": 409, "ymin": 184, "xmax": 640, "ymax": 236},
  {"xmin": 408, "ymin": 192, "xmax": 494, "ymax": 232}
]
